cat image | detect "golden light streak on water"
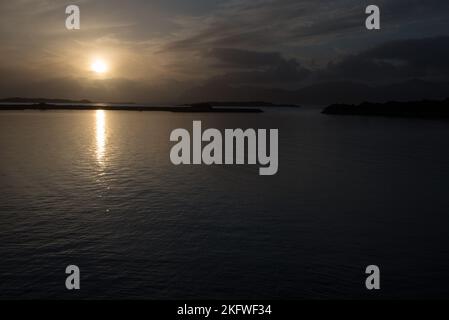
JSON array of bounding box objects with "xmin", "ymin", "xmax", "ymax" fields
[{"xmin": 95, "ymin": 110, "xmax": 106, "ymax": 165}]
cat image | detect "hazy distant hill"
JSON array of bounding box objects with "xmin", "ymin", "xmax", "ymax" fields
[
  {"xmin": 183, "ymin": 101, "xmax": 299, "ymax": 107},
  {"xmin": 0, "ymin": 97, "xmax": 92, "ymax": 104},
  {"xmin": 181, "ymin": 80, "xmax": 449, "ymax": 105}
]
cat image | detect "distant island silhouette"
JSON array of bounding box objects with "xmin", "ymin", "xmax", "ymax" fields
[
  {"xmin": 6, "ymin": 97, "xmax": 449, "ymax": 117},
  {"xmin": 322, "ymin": 98, "xmax": 449, "ymax": 118}
]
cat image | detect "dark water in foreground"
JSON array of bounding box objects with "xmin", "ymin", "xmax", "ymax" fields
[{"xmin": 1, "ymin": 107, "xmax": 449, "ymax": 299}]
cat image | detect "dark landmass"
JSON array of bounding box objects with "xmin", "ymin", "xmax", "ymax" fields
[
  {"xmin": 0, "ymin": 102, "xmax": 262, "ymax": 113},
  {"xmin": 322, "ymin": 98, "xmax": 449, "ymax": 118},
  {"xmin": 0, "ymin": 97, "xmax": 93, "ymax": 104},
  {"xmin": 182, "ymin": 101, "xmax": 299, "ymax": 108}
]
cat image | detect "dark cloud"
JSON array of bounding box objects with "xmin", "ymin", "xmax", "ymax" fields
[
  {"xmin": 210, "ymin": 61, "xmax": 310, "ymax": 85},
  {"xmin": 164, "ymin": 0, "xmax": 449, "ymax": 54},
  {"xmin": 206, "ymin": 48, "xmax": 286, "ymax": 69},
  {"xmin": 182, "ymin": 36, "xmax": 449, "ymax": 104},
  {"xmin": 204, "ymin": 48, "xmax": 310, "ymax": 85},
  {"xmin": 323, "ymin": 36, "xmax": 449, "ymax": 82}
]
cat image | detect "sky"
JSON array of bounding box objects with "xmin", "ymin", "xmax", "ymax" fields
[{"xmin": 0, "ymin": 0, "xmax": 449, "ymax": 104}]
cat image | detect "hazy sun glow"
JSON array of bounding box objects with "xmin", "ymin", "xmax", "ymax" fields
[{"xmin": 91, "ymin": 59, "xmax": 108, "ymax": 74}]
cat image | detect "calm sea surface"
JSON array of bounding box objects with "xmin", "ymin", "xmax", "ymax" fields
[{"xmin": 1, "ymin": 107, "xmax": 449, "ymax": 299}]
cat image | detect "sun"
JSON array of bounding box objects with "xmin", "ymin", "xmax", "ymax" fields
[{"xmin": 91, "ymin": 59, "xmax": 108, "ymax": 74}]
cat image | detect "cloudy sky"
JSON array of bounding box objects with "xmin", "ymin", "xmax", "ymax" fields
[{"xmin": 1, "ymin": 0, "xmax": 448, "ymax": 104}]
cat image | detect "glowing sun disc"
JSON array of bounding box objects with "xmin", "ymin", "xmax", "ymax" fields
[{"xmin": 91, "ymin": 59, "xmax": 108, "ymax": 74}]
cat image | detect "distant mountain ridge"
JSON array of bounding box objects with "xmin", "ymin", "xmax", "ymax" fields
[{"xmin": 181, "ymin": 80, "xmax": 449, "ymax": 105}]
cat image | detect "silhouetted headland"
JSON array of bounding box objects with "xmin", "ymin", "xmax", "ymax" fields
[
  {"xmin": 322, "ymin": 98, "xmax": 449, "ymax": 118},
  {"xmin": 0, "ymin": 102, "xmax": 263, "ymax": 113}
]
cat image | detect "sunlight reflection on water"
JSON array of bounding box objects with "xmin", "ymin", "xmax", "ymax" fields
[{"xmin": 95, "ymin": 110, "xmax": 106, "ymax": 166}]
